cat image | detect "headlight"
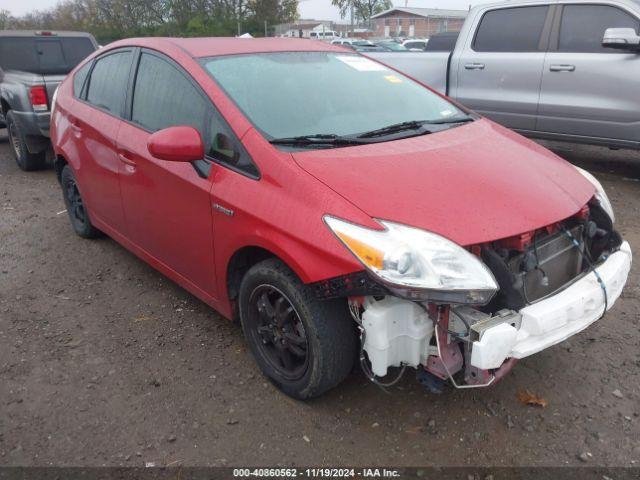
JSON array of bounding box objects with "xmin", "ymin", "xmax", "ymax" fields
[
  {"xmin": 575, "ymin": 166, "xmax": 615, "ymax": 223},
  {"xmin": 324, "ymin": 216, "xmax": 498, "ymax": 305}
]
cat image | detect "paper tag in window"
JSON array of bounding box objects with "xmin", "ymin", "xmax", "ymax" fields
[
  {"xmin": 336, "ymin": 56, "xmax": 388, "ymax": 71},
  {"xmin": 384, "ymin": 75, "xmax": 402, "ymax": 83}
]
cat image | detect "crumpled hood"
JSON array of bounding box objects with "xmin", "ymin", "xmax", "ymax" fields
[{"xmin": 293, "ymin": 119, "xmax": 595, "ymax": 246}]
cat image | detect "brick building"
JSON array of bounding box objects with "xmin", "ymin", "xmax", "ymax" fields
[{"xmin": 371, "ymin": 7, "xmax": 467, "ymax": 38}]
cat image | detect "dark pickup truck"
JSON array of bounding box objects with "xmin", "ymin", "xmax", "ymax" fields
[{"xmin": 0, "ymin": 30, "xmax": 98, "ymax": 170}]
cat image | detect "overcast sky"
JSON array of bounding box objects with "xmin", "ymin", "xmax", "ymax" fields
[{"xmin": 1, "ymin": 0, "xmax": 495, "ymax": 21}]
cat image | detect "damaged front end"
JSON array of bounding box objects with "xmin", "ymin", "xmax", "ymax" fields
[{"xmin": 317, "ymin": 197, "xmax": 632, "ymax": 392}]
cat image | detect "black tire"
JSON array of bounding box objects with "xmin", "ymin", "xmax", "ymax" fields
[
  {"xmin": 239, "ymin": 258, "xmax": 357, "ymax": 399},
  {"xmin": 60, "ymin": 165, "xmax": 102, "ymax": 239},
  {"xmin": 6, "ymin": 110, "xmax": 46, "ymax": 171}
]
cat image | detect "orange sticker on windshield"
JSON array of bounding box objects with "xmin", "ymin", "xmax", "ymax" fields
[{"xmin": 384, "ymin": 75, "xmax": 402, "ymax": 83}]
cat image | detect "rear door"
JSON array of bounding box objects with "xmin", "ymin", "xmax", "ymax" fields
[
  {"xmin": 72, "ymin": 48, "xmax": 134, "ymax": 232},
  {"xmin": 452, "ymin": 5, "xmax": 553, "ymax": 131},
  {"xmin": 537, "ymin": 3, "xmax": 640, "ymax": 145},
  {"xmin": 116, "ymin": 50, "xmax": 217, "ymax": 295}
]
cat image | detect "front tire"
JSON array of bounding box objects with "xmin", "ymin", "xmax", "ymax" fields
[
  {"xmin": 6, "ymin": 110, "xmax": 46, "ymax": 171},
  {"xmin": 239, "ymin": 258, "xmax": 356, "ymax": 399},
  {"xmin": 60, "ymin": 165, "xmax": 102, "ymax": 239}
]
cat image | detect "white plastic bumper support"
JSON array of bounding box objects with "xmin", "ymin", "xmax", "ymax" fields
[{"xmin": 471, "ymin": 241, "xmax": 632, "ymax": 369}]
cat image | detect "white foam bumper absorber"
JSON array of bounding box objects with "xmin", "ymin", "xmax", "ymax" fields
[{"xmin": 361, "ymin": 297, "xmax": 433, "ymax": 377}]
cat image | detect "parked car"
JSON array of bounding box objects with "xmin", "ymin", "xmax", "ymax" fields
[
  {"xmin": 51, "ymin": 38, "xmax": 631, "ymax": 399},
  {"xmin": 373, "ymin": 40, "xmax": 409, "ymax": 51},
  {"xmin": 368, "ymin": 0, "xmax": 640, "ymax": 150},
  {"xmin": 331, "ymin": 38, "xmax": 374, "ymax": 47},
  {"xmin": 0, "ymin": 30, "xmax": 98, "ymax": 170},
  {"xmin": 402, "ymin": 38, "xmax": 429, "ymax": 51}
]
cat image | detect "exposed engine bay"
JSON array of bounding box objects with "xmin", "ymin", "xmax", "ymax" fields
[{"xmin": 319, "ymin": 201, "xmax": 631, "ymax": 391}]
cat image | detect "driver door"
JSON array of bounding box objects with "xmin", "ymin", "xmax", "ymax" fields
[{"xmin": 116, "ymin": 50, "xmax": 217, "ymax": 296}]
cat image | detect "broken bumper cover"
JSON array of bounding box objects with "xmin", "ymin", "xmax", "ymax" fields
[{"xmin": 471, "ymin": 241, "xmax": 632, "ymax": 369}]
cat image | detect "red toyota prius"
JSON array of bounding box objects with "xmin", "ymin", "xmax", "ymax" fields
[{"xmin": 50, "ymin": 37, "xmax": 631, "ymax": 399}]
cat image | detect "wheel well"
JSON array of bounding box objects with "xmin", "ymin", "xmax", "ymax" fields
[
  {"xmin": 226, "ymin": 246, "xmax": 277, "ymax": 318},
  {"xmin": 54, "ymin": 155, "xmax": 68, "ymax": 182},
  {"xmin": 0, "ymin": 98, "xmax": 9, "ymax": 116}
]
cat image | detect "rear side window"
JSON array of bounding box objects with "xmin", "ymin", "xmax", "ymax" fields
[
  {"xmin": 474, "ymin": 6, "xmax": 549, "ymax": 52},
  {"xmin": 73, "ymin": 62, "xmax": 92, "ymax": 98},
  {"xmin": 86, "ymin": 51, "xmax": 132, "ymax": 115},
  {"xmin": 425, "ymin": 33, "xmax": 459, "ymax": 52},
  {"xmin": 0, "ymin": 36, "xmax": 95, "ymax": 74},
  {"xmin": 558, "ymin": 5, "xmax": 640, "ymax": 53},
  {"xmin": 132, "ymin": 52, "xmax": 258, "ymax": 178}
]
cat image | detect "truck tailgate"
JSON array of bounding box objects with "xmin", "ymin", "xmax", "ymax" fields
[
  {"xmin": 365, "ymin": 51, "xmax": 450, "ymax": 94},
  {"xmin": 44, "ymin": 74, "xmax": 66, "ymax": 105}
]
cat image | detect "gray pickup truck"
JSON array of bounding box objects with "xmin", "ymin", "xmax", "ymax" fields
[
  {"xmin": 0, "ymin": 31, "xmax": 98, "ymax": 170},
  {"xmin": 368, "ymin": 0, "xmax": 640, "ymax": 150}
]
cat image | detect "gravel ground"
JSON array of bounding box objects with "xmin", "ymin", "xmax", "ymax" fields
[{"xmin": 0, "ymin": 131, "xmax": 639, "ymax": 467}]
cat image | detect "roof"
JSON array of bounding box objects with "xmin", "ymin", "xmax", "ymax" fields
[
  {"xmin": 106, "ymin": 37, "xmax": 347, "ymax": 58},
  {"xmin": 371, "ymin": 7, "xmax": 468, "ymax": 19}
]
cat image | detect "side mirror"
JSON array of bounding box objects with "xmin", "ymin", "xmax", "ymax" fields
[
  {"xmin": 602, "ymin": 27, "xmax": 640, "ymax": 51},
  {"xmin": 147, "ymin": 126, "xmax": 204, "ymax": 162}
]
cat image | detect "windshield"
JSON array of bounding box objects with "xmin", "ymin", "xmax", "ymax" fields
[
  {"xmin": 0, "ymin": 36, "xmax": 95, "ymax": 75},
  {"xmin": 201, "ymin": 52, "xmax": 465, "ymax": 141}
]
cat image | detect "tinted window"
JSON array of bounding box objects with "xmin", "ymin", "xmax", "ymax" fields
[
  {"xmin": 0, "ymin": 36, "xmax": 95, "ymax": 74},
  {"xmin": 425, "ymin": 32, "xmax": 459, "ymax": 52},
  {"xmin": 86, "ymin": 51, "xmax": 132, "ymax": 115},
  {"xmin": 131, "ymin": 53, "xmax": 208, "ymax": 133},
  {"xmin": 559, "ymin": 5, "xmax": 639, "ymax": 53},
  {"xmin": 132, "ymin": 52, "xmax": 258, "ymax": 177},
  {"xmin": 73, "ymin": 61, "xmax": 91, "ymax": 98},
  {"xmin": 474, "ymin": 6, "xmax": 548, "ymax": 52}
]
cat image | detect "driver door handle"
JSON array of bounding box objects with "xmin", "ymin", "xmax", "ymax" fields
[
  {"xmin": 464, "ymin": 63, "xmax": 485, "ymax": 70},
  {"xmin": 118, "ymin": 151, "xmax": 137, "ymax": 167},
  {"xmin": 549, "ymin": 64, "xmax": 575, "ymax": 72}
]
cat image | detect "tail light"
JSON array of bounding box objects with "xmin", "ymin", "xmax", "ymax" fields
[{"xmin": 30, "ymin": 86, "xmax": 48, "ymax": 112}]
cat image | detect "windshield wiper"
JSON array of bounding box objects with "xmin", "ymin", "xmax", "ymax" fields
[
  {"xmin": 269, "ymin": 134, "xmax": 367, "ymax": 147},
  {"xmin": 357, "ymin": 120, "xmax": 431, "ymax": 139},
  {"xmin": 356, "ymin": 116, "xmax": 475, "ymax": 139},
  {"xmin": 422, "ymin": 115, "xmax": 475, "ymax": 125}
]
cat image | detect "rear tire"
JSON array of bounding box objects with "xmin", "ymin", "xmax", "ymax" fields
[
  {"xmin": 6, "ymin": 110, "xmax": 46, "ymax": 171},
  {"xmin": 239, "ymin": 258, "xmax": 357, "ymax": 399},
  {"xmin": 60, "ymin": 165, "xmax": 102, "ymax": 239}
]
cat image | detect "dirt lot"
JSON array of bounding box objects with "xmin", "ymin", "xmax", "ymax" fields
[{"xmin": 0, "ymin": 131, "xmax": 639, "ymax": 468}]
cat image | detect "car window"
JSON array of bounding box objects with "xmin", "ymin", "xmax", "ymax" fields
[
  {"xmin": 202, "ymin": 52, "xmax": 465, "ymax": 141},
  {"xmin": 132, "ymin": 52, "xmax": 258, "ymax": 178},
  {"xmin": 86, "ymin": 51, "xmax": 132, "ymax": 115},
  {"xmin": 131, "ymin": 53, "xmax": 208, "ymax": 134},
  {"xmin": 73, "ymin": 61, "xmax": 92, "ymax": 98},
  {"xmin": 474, "ymin": 6, "xmax": 549, "ymax": 52},
  {"xmin": 559, "ymin": 4, "xmax": 640, "ymax": 53},
  {"xmin": 0, "ymin": 36, "xmax": 95, "ymax": 74}
]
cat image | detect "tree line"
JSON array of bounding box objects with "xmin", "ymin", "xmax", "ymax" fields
[{"xmin": 0, "ymin": 0, "xmax": 299, "ymax": 42}]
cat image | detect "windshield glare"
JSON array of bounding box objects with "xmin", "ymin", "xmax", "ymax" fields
[{"xmin": 201, "ymin": 52, "xmax": 464, "ymax": 140}]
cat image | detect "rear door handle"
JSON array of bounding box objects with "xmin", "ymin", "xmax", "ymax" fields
[
  {"xmin": 118, "ymin": 152, "xmax": 137, "ymax": 167},
  {"xmin": 464, "ymin": 63, "xmax": 485, "ymax": 70},
  {"xmin": 549, "ymin": 64, "xmax": 575, "ymax": 72}
]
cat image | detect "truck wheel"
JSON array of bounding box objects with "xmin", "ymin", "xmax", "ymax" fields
[
  {"xmin": 239, "ymin": 258, "xmax": 356, "ymax": 399},
  {"xmin": 60, "ymin": 165, "xmax": 102, "ymax": 239},
  {"xmin": 6, "ymin": 110, "xmax": 46, "ymax": 171}
]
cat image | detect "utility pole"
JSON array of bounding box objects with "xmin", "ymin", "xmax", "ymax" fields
[{"xmin": 264, "ymin": 20, "xmax": 268, "ymax": 37}]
